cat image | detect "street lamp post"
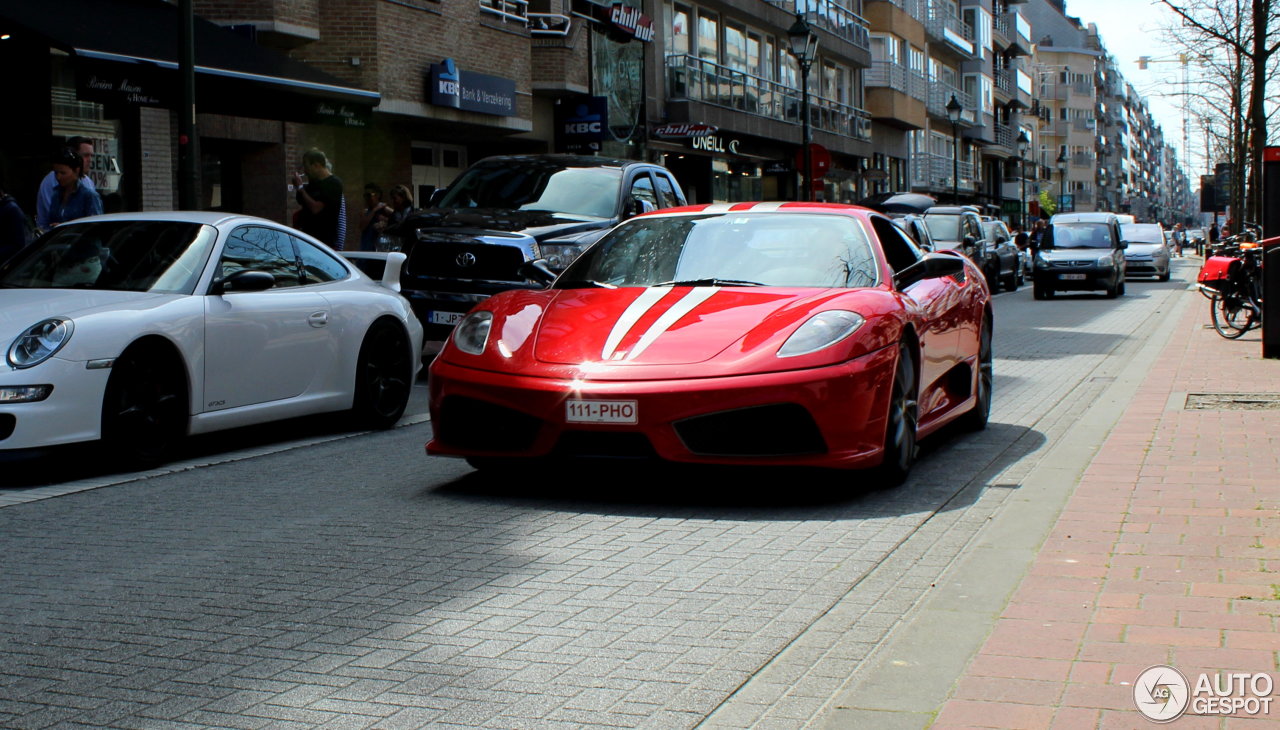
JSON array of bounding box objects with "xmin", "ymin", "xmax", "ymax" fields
[
  {"xmin": 1017, "ymin": 129, "xmax": 1030, "ymax": 229},
  {"xmin": 787, "ymin": 14, "xmax": 819, "ymax": 202},
  {"xmin": 1056, "ymin": 148, "xmax": 1068, "ymax": 214},
  {"xmin": 946, "ymin": 94, "xmax": 963, "ymax": 204}
]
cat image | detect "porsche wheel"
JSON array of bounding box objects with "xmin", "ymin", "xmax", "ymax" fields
[
  {"xmin": 874, "ymin": 344, "xmax": 918, "ymax": 486},
  {"xmin": 959, "ymin": 315, "xmax": 993, "ymax": 432},
  {"xmin": 352, "ymin": 319, "xmax": 413, "ymax": 429},
  {"xmin": 101, "ymin": 343, "xmax": 188, "ymax": 466}
]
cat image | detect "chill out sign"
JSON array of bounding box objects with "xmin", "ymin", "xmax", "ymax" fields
[{"xmin": 428, "ymin": 58, "xmax": 516, "ymax": 117}]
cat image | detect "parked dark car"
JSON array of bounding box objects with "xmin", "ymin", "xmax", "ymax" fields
[
  {"xmin": 891, "ymin": 213, "xmax": 936, "ymax": 252},
  {"xmin": 386, "ymin": 155, "xmax": 687, "ymax": 342},
  {"xmin": 1034, "ymin": 212, "xmax": 1127, "ymax": 299},
  {"xmin": 980, "ymin": 217, "xmax": 1023, "ymax": 290},
  {"xmin": 923, "ymin": 206, "xmax": 1013, "ymax": 291}
]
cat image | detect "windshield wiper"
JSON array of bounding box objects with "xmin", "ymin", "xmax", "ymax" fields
[
  {"xmin": 654, "ymin": 278, "xmax": 764, "ymax": 287},
  {"xmin": 556, "ymin": 279, "xmax": 615, "ymax": 289}
]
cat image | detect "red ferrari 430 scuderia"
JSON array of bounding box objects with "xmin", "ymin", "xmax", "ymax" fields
[{"xmin": 426, "ymin": 202, "xmax": 992, "ymax": 484}]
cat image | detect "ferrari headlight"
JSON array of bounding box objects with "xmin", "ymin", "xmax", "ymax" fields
[
  {"xmin": 778, "ymin": 311, "xmax": 865, "ymax": 358},
  {"xmin": 7, "ymin": 318, "xmax": 74, "ymax": 369},
  {"xmin": 452, "ymin": 311, "xmax": 493, "ymax": 355},
  {"xmin": 540, "ymin": 242, "xmax": 587, "ymax": 271}
]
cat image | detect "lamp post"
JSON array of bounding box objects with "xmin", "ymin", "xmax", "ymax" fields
[
  {"xmin": 1056, "ymin": 148, "xmax": 1068, "ymax": 214},
  {"xmin": 946, "ymin": 94, "xmax": 963, "ymax": 204},
  {"xmin": 787, "ymin": 14, "xmax": 819, "ymax": 201},
  {"xmin": 1017, "ymin": 129, "xmax": 1030, "ymax": 229}
]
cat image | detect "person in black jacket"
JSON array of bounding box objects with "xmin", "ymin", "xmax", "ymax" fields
[
  {"xmin": 0, "ymin": 173, "xmax": 31, "ymax": 266},
  {"xmin": 290, "ymin": 148, "xmax": 346, "ymax": 249}
]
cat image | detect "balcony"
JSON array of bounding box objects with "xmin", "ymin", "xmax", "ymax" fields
[
  {"xmin": 1071, "ymin": 152, "xmax": 1096, "ymax": 169},
  {"xmin": 926, "ymin": 83, "xmax": 973, "ymax": 121},
  {"xmin": 924, "ymin": 1, "xmax": 974, "ymax": 55},
  {"xmin": 866, "ymin": 61, "xmax": 928, "ymax": 101},
  {"xmin": 480, "ymin": 0, "xmax": 529, "ymax": 24},
  {"xmin": 911, "ymin": 152, "xmax": 977, "ymax": 193},
  {"xmin": 665, "ymin": 54, "xmax": 872, "ymax": 141},
  {"xmin": 763, "ymin": 0, "xmax": 871, "ymax": 52}
]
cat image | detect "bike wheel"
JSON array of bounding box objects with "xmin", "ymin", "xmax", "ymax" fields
[{"xmin": 1211, "ymin": 295, "xmax": 1252, "ymax": 339}]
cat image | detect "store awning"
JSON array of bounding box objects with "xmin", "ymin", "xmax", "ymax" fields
[{"xmin": 1, "ymin": 0, "xmax": 379, "ymax": 124}]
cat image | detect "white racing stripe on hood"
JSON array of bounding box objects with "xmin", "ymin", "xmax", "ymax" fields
[
  {"xmin": 624, "ymin": 287, "xmax": 720, "ymax": 361},
  {"xmin": 602, "ymin": 287, "xmax": 669, "ymax": 360}
]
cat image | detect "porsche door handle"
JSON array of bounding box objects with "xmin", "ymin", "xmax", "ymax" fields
[{"xmin": 308, "ymin": 311, "xmax": 329, "ymax": 327}]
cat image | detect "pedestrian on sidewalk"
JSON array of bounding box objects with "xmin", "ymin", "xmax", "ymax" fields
[
  {"xmin": 291, "ymin": 148, "xmax": 346, "ymax": 250},
  {"xmin": 36, "ymin": 137, "xmax": 97, "ymax": 232},
  {"xmin": 43, "ymin": 147, "xmax": 102, "ymax": 229},
  {"xmin": 0, "ymin": 173, "xmax": 32, "ymax": 266}
]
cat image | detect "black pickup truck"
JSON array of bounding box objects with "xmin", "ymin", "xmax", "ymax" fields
[{"xmin": 383, "ymin": 154, "xmax": 687, "ymax": 343}]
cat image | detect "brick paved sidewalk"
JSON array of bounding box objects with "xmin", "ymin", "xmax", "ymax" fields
[{"xmin": 933, "ymin": 288, "xmax": 1280, "ymax": 729}]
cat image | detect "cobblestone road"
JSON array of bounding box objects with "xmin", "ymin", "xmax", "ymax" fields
[{"xmin": 0, "ymin": 268, "xmax": 1195, "ymax": 729}]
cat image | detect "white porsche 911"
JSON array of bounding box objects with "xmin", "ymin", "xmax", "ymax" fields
[{"xmin": 0, "ymin": 212, "xmax": 423, "ymax": 465}]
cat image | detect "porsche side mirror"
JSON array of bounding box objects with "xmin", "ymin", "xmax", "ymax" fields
[
  {"xmin": 519, "ymin": 258, "xmax": 557, "ymax": 285},
  {"xmin": 211, "ymin": 269, "xmax": 276, "ymax": 295},
  {"xmin": 894, "ymin": 253, "xmax": 965, "ymax": 290}
]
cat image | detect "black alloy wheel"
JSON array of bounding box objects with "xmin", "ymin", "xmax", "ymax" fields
[
  {"xmin": 874, "ymin": 344, "xmax": 919, "ymax": 486},
  {"xmin": 960, "ymin": 316, "xmax": 993, "ymax": 432},
  {"xmin": 352, "ymin": 319, "xmax": 413, "ymax": 429},
  {"xmin": 101, "ymin": 344, "xmax": 188, "ymax": 466}
]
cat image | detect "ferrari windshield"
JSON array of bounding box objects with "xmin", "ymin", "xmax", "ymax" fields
[
  {"xmin": 435, "ymin": 160, "xmax": 623, "ymax": 219},
  {"xmin": 557, "ymin": 213, "xmax": 879, "ymax": 289},
  {"xmin": 0, "ymin": 220, "xmax": 216, "ymax": 294}
]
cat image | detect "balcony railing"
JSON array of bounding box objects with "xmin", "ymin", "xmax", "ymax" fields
[
  {"xmin": 528, "ymin": 12, "xmax": 570, "ymax": 36},
  {"xmin": 924, "ymin": 1, "xmax": 973, "ymax": 54},
  {"xmin": 994, "ymin": 123, "xmax": 1015, "ymax": 148},
  {"xmin": 763, "ymin": 0, "xmax": 871, "ymax": 51},
  {"xmin": 994, "ymin": 68, "xmax": 1013, "ymax": 95},
  {"xmin": 926, "ymin": 83, "xmax": 973, "ymax": 119},
  {"xmin": 1071, "ymin": 152, "xmax": 1095, "ymax": 168},
  {"xmin": 480, "ymin": 0, "xmax": 528, "ymax": 23},
  {"xmin": 665, "ymin": 54, "xmax": 872, "ymax": 141},
  {"xmin": 866, "ymin": 61, "xmax": 928, "ymax": 101},
  {"xmin": 910, "ymin": 152, "xmax": 976, "ymax": 192}
]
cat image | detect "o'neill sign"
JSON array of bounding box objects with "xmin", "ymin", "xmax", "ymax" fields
[{"xmin": 610, "ymin": 4, "xmax": 654, "ymax": 42}]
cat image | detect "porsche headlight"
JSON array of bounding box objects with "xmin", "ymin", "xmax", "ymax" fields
[
  {"xmin": 8, "ymin": 318, "xmax": 74, "ymax": 369},
  {"xmin": 452, "ymin": 311, "xmax": 493, "ymax": 355},
  {"xmin": 778, "ymin": 311, "xmax": 865, "ymax": 358},
  {"xmin": 540, "ymin": 242, "xmax": 587, "ymax": 271}
]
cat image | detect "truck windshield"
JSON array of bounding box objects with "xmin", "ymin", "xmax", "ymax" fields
[{"xmin": 436, "ymin": 162, "xmax": 623, "ymax": 219}]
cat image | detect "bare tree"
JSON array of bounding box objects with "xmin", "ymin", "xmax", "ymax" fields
[{"xmin": 1159, "ymin": 0, "xmax": 1278, "ymax": 229}]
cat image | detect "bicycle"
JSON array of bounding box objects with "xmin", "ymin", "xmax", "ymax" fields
[{"xmin": 1200, "ymin": 242, "xmax": 1263, "ymax": 339}]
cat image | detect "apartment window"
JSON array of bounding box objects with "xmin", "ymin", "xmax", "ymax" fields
[
  {"xmin": 669, "ymin": 4, "xmax": 691, "ymax": 56},
  {"xmin": 762, "ymin": 37, "xmax": 776, "ymax": 80},
  {"xmin": 747, "ymin": 33, "xmax": 762, "ymax": 76},
  {"xmin": 697, "ymin": 11, "xmax": 718, "ymax": 62},
  {"xmin": 870, "ymin": 33, "xmax": 901, "ymax": 64},
  {"xmin": 909, "ymin": 46, "xmax": 925, "ymax": 76},
  {"xmin": 724, "ymin": 23, "xmax": 748, "ymax": 71}
]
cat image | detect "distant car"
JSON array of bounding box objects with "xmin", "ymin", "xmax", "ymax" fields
[
  {"xmin": 891, "ymin": 213, "xmax": 935, "ymax": 252},
  {"xmin": 923, "ymin": 206, "xmax": 1010, "ymax": 291},
  {"xmin": 1122, "ymin": 223, "xmax": 1171, "ymax": 281},
  {"xmin": 1123, "ymin": 223, "xmax": 1172, "ymax": 279},
  {"xmin": 427, "ymin": 202, "xmax": 993, "ymax": 484},
  {"xmin": 1034, "ymin": 212, "xmax": 1127, "ymax": 299},
  {"xmin": 0, "ymin": 213, "xmax": 424, "ymax": 464},
  {"xmin": 979, "ymin": 218, "xmax": 1024, "ymax": 290}
]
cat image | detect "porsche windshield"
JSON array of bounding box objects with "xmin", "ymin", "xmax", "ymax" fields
[
  {"xmin": 435, "ymin": 161, "xmax": 623, "ymax": 219},
  {"xmin": 557, "ymin": 213, "xmax": 879, "ymax": 289},
  {"xmin": 0, "ymin": 221, "xmax": 216, "ymax": 294}
]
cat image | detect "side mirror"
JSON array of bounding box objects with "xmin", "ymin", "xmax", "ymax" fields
[
  {"xmin": 518, "ymin": 258, "xmax": 557, "ymax": 285},
  {"xmin": 211, "ymin": 269, "xmax": 275, "ymax": 295},
  {"xmin": 894, "ymin": 253, "xmax": 965, "ymax": 290},
  {"xmin": 623, "ymin": 197, "xmax": 655, "ymax": 219}
]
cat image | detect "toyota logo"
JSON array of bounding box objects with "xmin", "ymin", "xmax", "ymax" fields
[{"xmin": 456, "ymin": 252, "xmax": 478, "ymax": 268}]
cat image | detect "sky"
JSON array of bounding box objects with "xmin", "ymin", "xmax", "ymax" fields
[{"xmin": 1060, "ymin": 0, "xmax": 1207, "ymax": 177}]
